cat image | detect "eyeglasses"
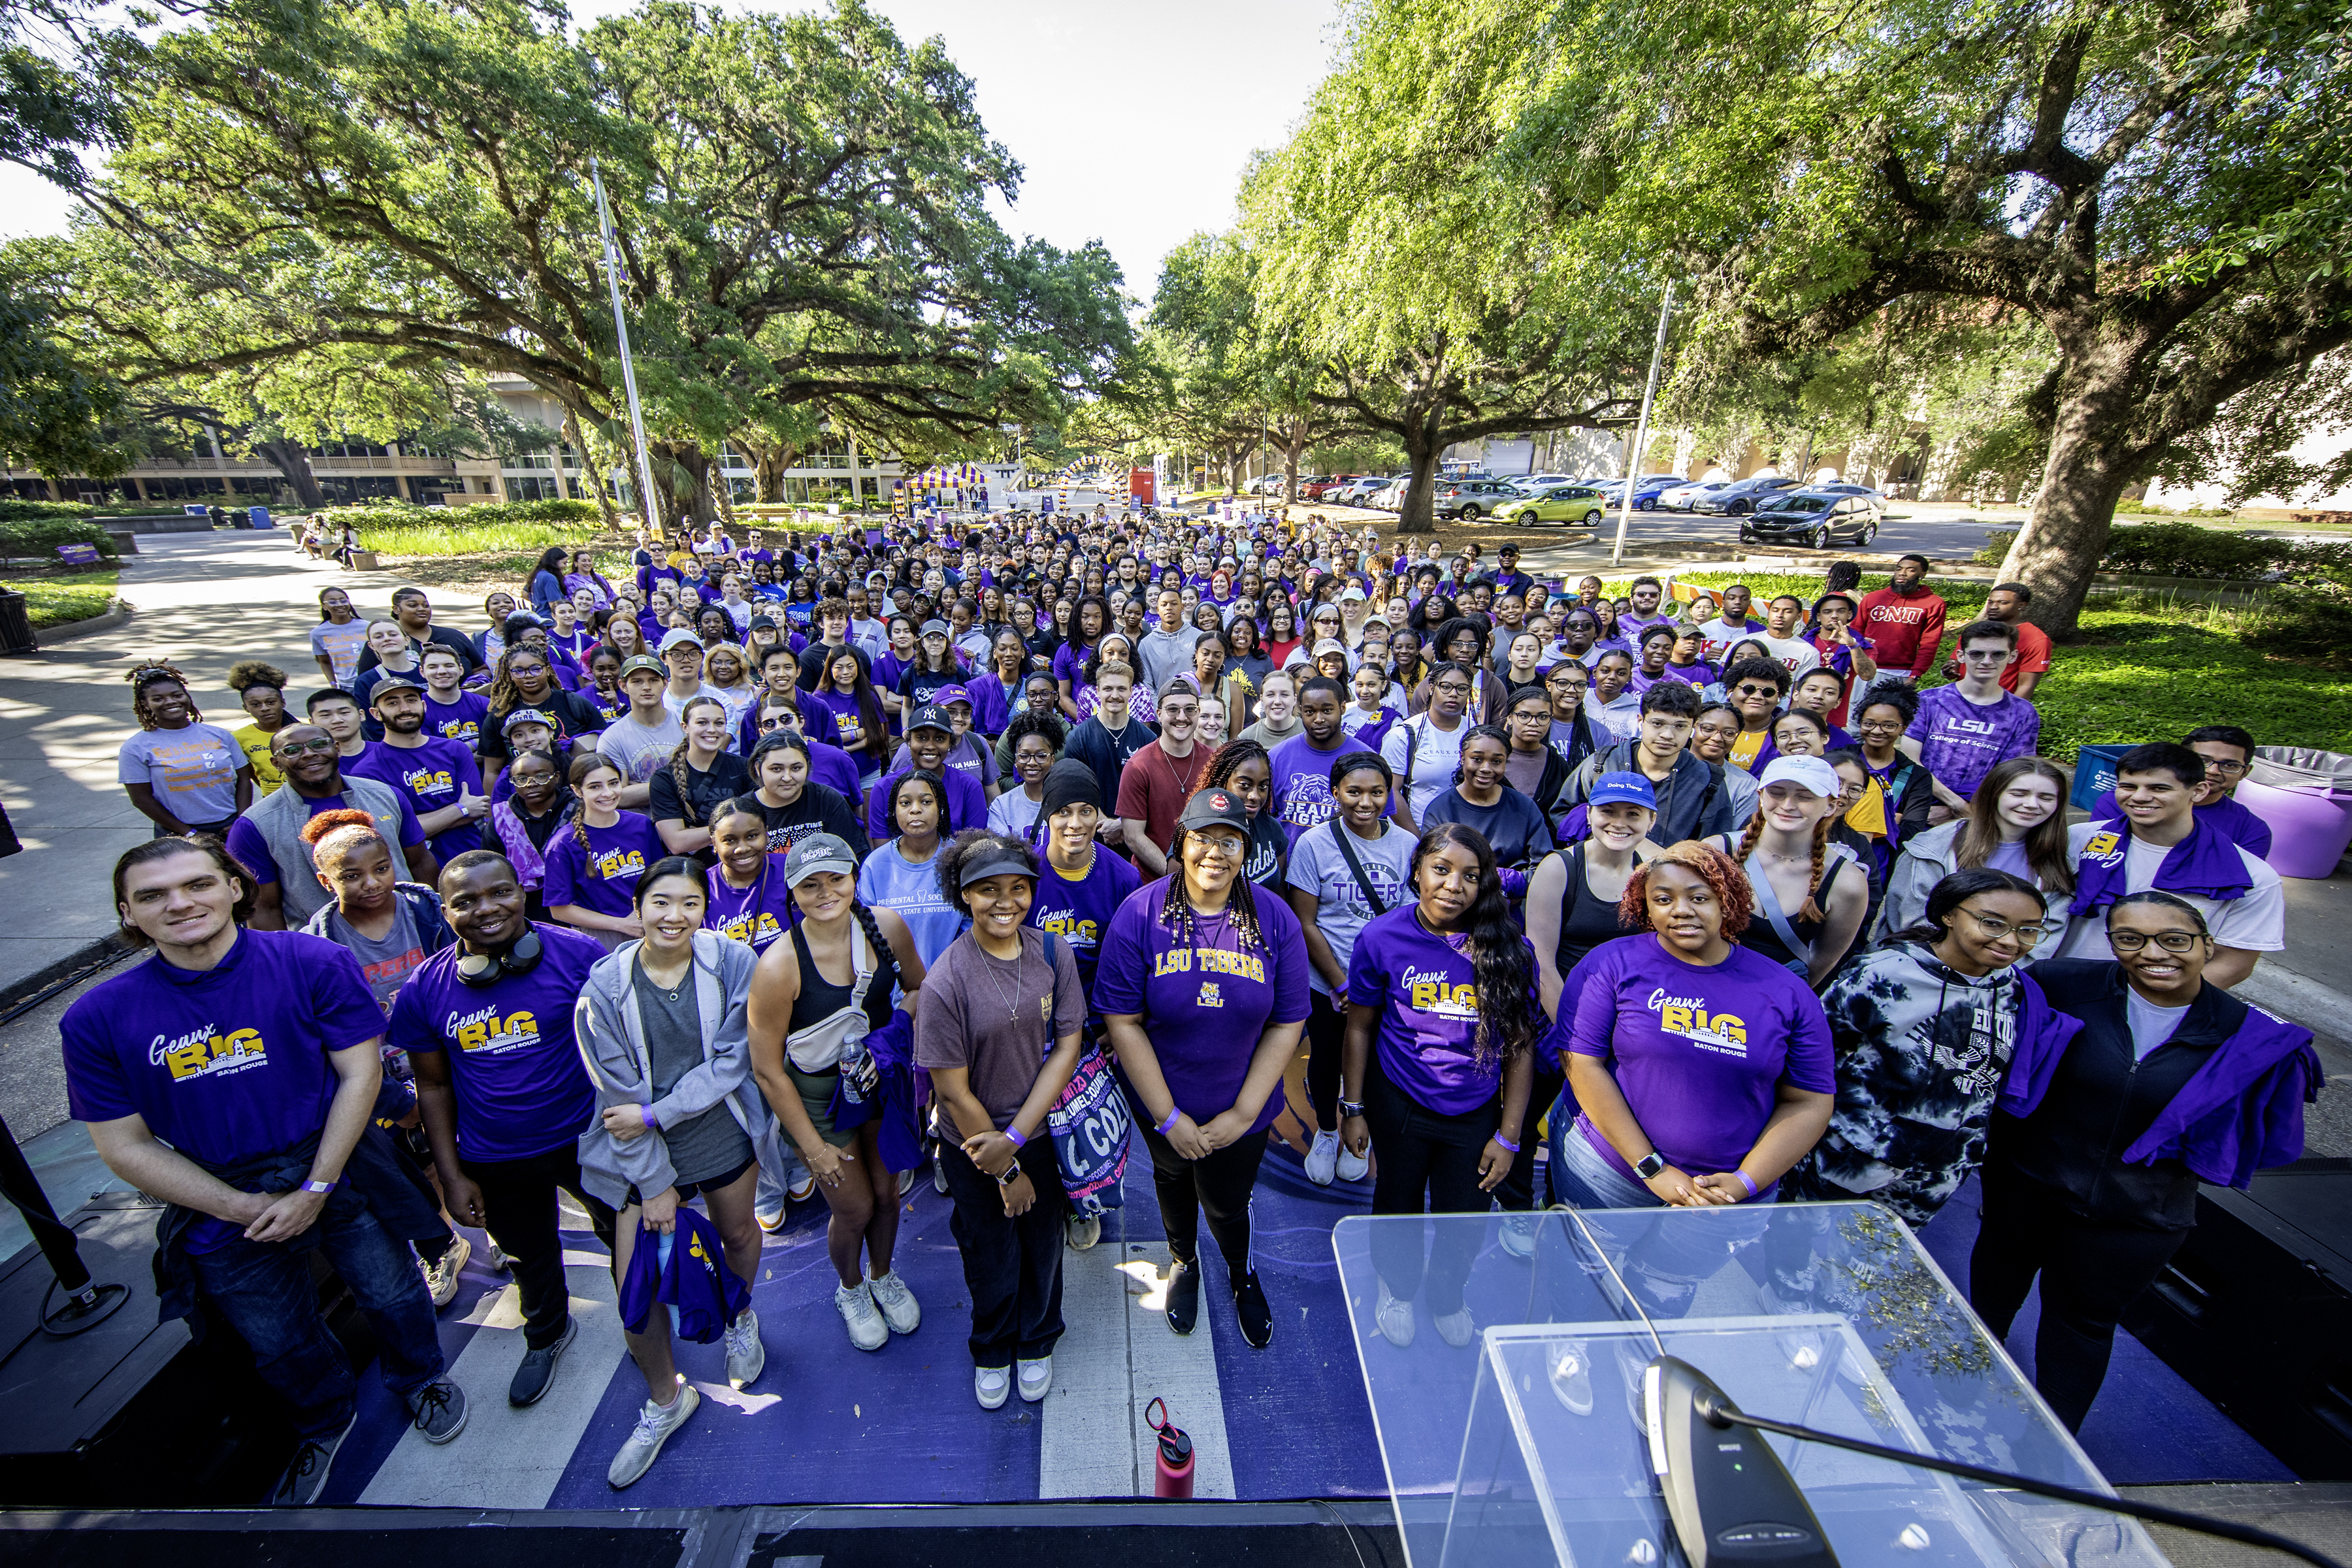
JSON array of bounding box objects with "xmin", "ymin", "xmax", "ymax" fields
[
  {"xmin": 1856, "ymin": 718, "xmax": 1904, "ymax": 733},
  {"xmin": 1960, "ymin": 649, "xmax": 2011, "ymax": 661},
  {"xmin": 1188, "ymin": 835, "xmax": 1244, "ymax": 858},
  {"xmin": 1953, "ymin": 906, "xmax": 2057, "ymax": 941},
  {"xmin": 1432, "ymin": 682, "xmax": 1472, "ymax": 697},
  {"xmin": 2202, "ymin": 759, "xmax": 2249, "ymax": 776},
  {"xmin": 2108, "ymin": 930, "xmax": 2206, "ymax": 953},
  {"xmin": 278, "ymin": 738, "xmax": 336, "ymax": 757}
]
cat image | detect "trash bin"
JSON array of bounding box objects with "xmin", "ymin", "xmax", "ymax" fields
[
  {"xmin": 2069, "ymin": 744, "xmax": 2132, "ymax": 811},
  {"xmin": 246, "ymin": 506, "xmax": 274, "ymax": 529},
  {"xmin": 0, "ymin": 589, "xmax": 36, "ymax": 655},
  {"xmin": 2240, "ymin": 746, "xmax": 2352, "ymax": 879}
]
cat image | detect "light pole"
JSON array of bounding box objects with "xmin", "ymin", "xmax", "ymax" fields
[
  {"xmin": 1611, "ymin": 282, "xmax": 1676, "ymax": 567},
  {"xmin": 591, "ymin": 158, "xmax": 667, "ymax": 541}
]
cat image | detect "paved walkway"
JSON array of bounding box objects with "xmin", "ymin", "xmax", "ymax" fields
[{"xmin": 0, "ymin": 530, "xmax": 434, "ymax": 1004}]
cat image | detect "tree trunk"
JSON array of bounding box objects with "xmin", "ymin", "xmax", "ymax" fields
[
  {"xmin": 1393, "ymin": 397, "xmax": 1445, "ymax": 536},
  {"xmin": 747, "ymin": 440, "xmax": 798, "ymax": 503},
  {"xmin": 1995, "ymin": 339, "xmax": 2144, "ymax": 635},
  {"xmin": 1283, "ymin": 416, "xmax": 1305, "ymax": 503},
  {"xmin": 652, "ymin": 442, "xmax": 718, "ymax": 528},
  {"xmin": 257, "ymin": 438, "xmax": 325, "ymax": 508},
  {"xmin": 564, "ymin": 413, "xmax": 621, "ymax": 528}
]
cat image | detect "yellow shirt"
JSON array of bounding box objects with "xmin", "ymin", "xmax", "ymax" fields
[
  {"xmin": 1729, "ymin": 727, "xmax": 1768, "ymax": 774},
  {"xmin": 231, "ymin": 722, "xmax": 286, "ymax": 794}
]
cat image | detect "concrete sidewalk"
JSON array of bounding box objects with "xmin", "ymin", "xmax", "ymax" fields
[{"xmin": 0, "ymin": 530, "xmax": 434, "ymax": 1005}]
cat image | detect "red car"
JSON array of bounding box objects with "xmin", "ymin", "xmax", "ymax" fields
[{"xmin": 1303, "ymin": 473, "xmax": 1360, "ymax": 502}]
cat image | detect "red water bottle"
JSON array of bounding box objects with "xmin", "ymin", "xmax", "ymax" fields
[{"xmin": 1146, "ymin": 1396, "xmax": 1194, "ymax": 1499}]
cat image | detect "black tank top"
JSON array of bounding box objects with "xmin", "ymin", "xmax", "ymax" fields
[
  {"xmin": 1737, "ymin": 853, "xmax": 1846, "ymax": 973},
  {"xmin": 1555, "ymin": 845, "xmax": 1642, "ymax": 972},
  {"xmin": 787, "ymin": 915, "xmax": 898, "ymax": 1038}
]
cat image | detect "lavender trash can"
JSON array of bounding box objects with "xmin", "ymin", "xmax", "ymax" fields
[{"xmin": 2238, "ymin": 746, "xmax": 2352, "ymax": 880}]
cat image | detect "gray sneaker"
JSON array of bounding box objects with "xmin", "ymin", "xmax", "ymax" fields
[
  {"xmin": 1065, "ymin": 1211, "xmax": 1102, "ymax": 1251},
  {"xmin": 510, "ymin": 1315, "xmax": 577, "ymax": 1405},
  {"xmin": 723, "ymin": 1306, "xmax": 766, "ymax": 1388},
  {"xmin": 607, "ymin": 1382, "xmax": 700, "ymax": 1489},
  {"xmin": 272, "ymin": 1413, "xmax": 355, "ymax": 1505},
  {"xmin": 866, "ymin": 1269, "xmax": 921, "ymax": 1334},
  {"xmin": 406, "ymin": 1377, "xmax": 469, "ymax": 1444},
  {"xmin": 836, "ymin": 1281, "xmax": 888, "ymax": 1350}
]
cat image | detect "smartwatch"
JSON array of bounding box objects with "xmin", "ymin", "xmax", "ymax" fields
[
  {"xmin": 1632, "ymin": 1152, "xmax": 1668, "ymax": 1181},
  {"xmin": 997, "ymin": 1162, "xmax": 1022, "ymax": 1188},
  {"xmin": 301, "ymin": 1178, "xmax": 335, "ymax": 1196}
]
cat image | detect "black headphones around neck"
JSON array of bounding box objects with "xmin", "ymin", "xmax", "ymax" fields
[{"xmin": 455, "ymin": 927, "xmax": 545, "ymax": 987}]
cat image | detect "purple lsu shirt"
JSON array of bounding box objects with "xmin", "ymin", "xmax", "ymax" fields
[
  {"xmin": 1090, "ymin": 879, "xmax": 1310, "ymax": 1132},
  {"xmin": 540, "ymin": 811, "xmax": 666, "ymax": 918},
  {"xmin": 704, "ymin": 855, "xmax": 796, "ymax": 953},
  {"xmin": 387, "ymin": 923, "xmax": 604, "ymax": 1162}
]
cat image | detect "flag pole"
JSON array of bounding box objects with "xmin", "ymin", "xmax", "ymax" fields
[
  {"xmin": 591, "ymin": 157, "xmax": 667, "ymax": 542},
  {"xmin": 1611, "ymin": 282, "xmax": 1676, "ymax": 568}
]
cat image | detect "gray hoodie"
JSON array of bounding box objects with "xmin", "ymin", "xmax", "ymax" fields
[{"xmin": 572, "ymin": 929, "xmax": 778, "ymax": 1208}]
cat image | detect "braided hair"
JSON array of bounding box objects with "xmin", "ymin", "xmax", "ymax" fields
[
  {"xmin": 1200, "ymin": 736, "xmax": 1269, "ymax": 798},
  {"xmin": 666, "ymin": 694, "xmax": 729, "ymax": 826},
  {"xmin": 888, "ymin": 767, "xmax": 953, "ymax": 841},
  {"xmin": 1158, "ymin": 826, "xmax": 1267, "ymax": 956},
  {"xmin": 127, "ymin": 663, "xmax": 199, "ymax": 730},
  {"xmin": 566, "ymin": 751, "xmax": 624, "ymax": 856},
  {"xmin": 1449, "ymin": 723, "xmax": 1512, "ymax": 786},
  {"xmin": 1733, "ymin": 794, "xmax": 1837, "ymax": 924},
  {"xmin": 1411, "ymin": 823, "xmax": 1537, "ymax": 1068}
]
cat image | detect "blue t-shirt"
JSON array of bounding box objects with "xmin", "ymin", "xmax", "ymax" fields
[
  {"xmin": 387, "ymin": 923, "xmax": 604, "ymax": 1162},
  {"xmin": 1560, "ymin": 934, "xmax": 1834, "ymax": 1190},
  {"xmin": 225, "ymin": 787, "xmax": 429, "ymax": 886},
  {"xmin": 856, "ymin": 840, "xmax": 968, "ymax": 970},
  {"xmin": 1348, "ymin": 906, "xmax": 1534, "ymax": 1115},
  {"xmin": 62, "ymin": 930, "xmax": 385, "ymax": 1249},
  {"xmin": 540, "ymin": 811, "xmax": 665, "ymax": 918},
  {"xmin": 346, "ymin": 738, "xmax": 483, "ymax": 862},
  {"xmin": 1090, "ymin": 879, "xmax": 1311, "ymax": 1133}
]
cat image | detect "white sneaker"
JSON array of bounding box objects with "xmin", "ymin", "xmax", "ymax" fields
[
  {"xmin": 1497, "ymin": 1211, "xmax": 1539, "ymax": 1259},
  {"xmin": 756, "ymin": 1203, "xmax": 787, "ymax": 1234},
  {"xmin": 1375, "ymin": 1280, "xmax": 1416, "ymax": 1347},
  {"xmin": 975, "ymin": 1365, "xmax": 1011, "ymax": 1409},
  {"xmin": 1066, "ymin": 1211, "xmax": 1102, "ymax": 1250},
  {"xmin": 1336, "ymin": 1141, "xmax": 1369, "ymax": 1183},
  {"xmin": 898, "ymin": 1167, "xmax": 918, "ymax": 1198},
  {"xmin": 485, "ymin": 1239, "xmax": 511, "ymax": 1272},
  {"xmin": 1018, "ymin": 1356, "xmax": 1053, "ymax": 1402},
  {"xmin": 787, "ymin": 1170, "xmax": 816, "ymax": 1201},
  {"xmin": 608, "ymin": 1382, "xmax": 699, "ymax": 1488},
  {"xmin": 1304, "ymin": 1129, "xmax": 1341, "ymax": 1186},
  {"xmin": 423, "ymin": 1233, "xmax": 471, "ymax": 1307},
  {"xmin": 723, "ymin": 1307, "xmax": 766, "ymax": 1388},
  {"xmin": 866, "ymin": 1269, "xmax": 921, "ymax": 1334},
  {"xmin": 1433, "ymin": 1305, "xmax": 1475, "ymax": 1347},
  {"xmin": 1548, "ymin": 1341, "xmax": 1595, "ymax": 1415},
  {"xmin": 835, "ymin": 1282, "xmax": 888, "ymax": 1350},
  {"xmin": 932, "ymin": 1147, "xmax": 949, "ymax": 1194}
]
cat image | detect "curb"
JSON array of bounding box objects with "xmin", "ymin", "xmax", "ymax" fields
[
  {"xmin": 0, "ymin": 935, "xmax": 135, "ymax": 1019},
  {"xmin": 29, "ymin": 599, "xmax": 133, "ymax": 645}
]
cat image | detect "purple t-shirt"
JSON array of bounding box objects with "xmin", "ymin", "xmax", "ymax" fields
[
  {"xmin": 1347, "ymin": 906, "xmax": 1534, "ymax": 1115},
  {"xmin": 388, "ymin": 923, "xmax": 604, "ymax": 1162},
  {"xmin": 1090, "ymin": 879, "xmax": 1310, "ymax": 1133},
  {"xmin": 421, "ymin": 690, "xmax": 491, "ymax": 747},
  {"xmin": 1025, "ymin": 847, "xmax": 1143, "ymax": 988},
  {"xmin": 864, "ymin": 761, "xmax": 987, "ymax": 840},
  {"xmin": 540, "ymin": 811, "xmax": 665, "ymax": 918},
  {"xmin": 1563, "ymin": 934, "xmax": 1833, "ymax": 1189},
  {"xmin": 1906, "ymin": 685, "xmax": 2041, "ymax": 804},
  {"xmin": 704, "ymin": 855, "xmax": 796, "ymax": 953},
  {"xmin": 346, "ymin": 737, "xmax": 483, "ymax": 860},
  {"xmin": 61, "ymin": 930, "xmax": 384, "ymax": 1249},
  {"xmin": 800, "ymin": 687, "xmax": 877, "ymax": 768},
  {"xmin": 226, "ymin": 787, "xmax": 428, "ymax": 885},
  {"xmin": 1267, "ymin": 732, "xmax": 1355, "ymax": 842},
  {"xmin": 1051, "ymin": 640, "xmax": 1098, "ymax": 686}
]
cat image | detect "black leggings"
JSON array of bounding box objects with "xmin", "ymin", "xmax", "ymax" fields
[
  {"xmin": 1967, "ymin": 1160, "xmax": 2188, "ymax": 1433},
  {"xmin": 1364, "ymin": 1058, "xmax": 1497, "ymax": 1316},
  {"xmin": 1138, "ymin": 1119, "xmax": 1268, "ymax": 1275},
  {"xmin": 1303, "ymin": 989, "xmax": 1347, "ymax": 1130}
]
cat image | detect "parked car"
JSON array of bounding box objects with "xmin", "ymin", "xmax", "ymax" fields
[
  {"xmin": 1592, "ymin": 475, "xmax": 1687, "ymax": 510},
  {"xmin": 1656, "ymin": 479, "xmax": 1730, "ymax": 512},
  {"xmin": 1433, "ymin": 476, "xmax": 1526, "ymax": 519},
  {"xmin": 1740, "ymin": 490, "xmax": 1882, "ymax": 549},
  {"xmin": 1520, "ymin": 472, "xmax": 1578, "ymax": 488},
  {"xmin": 1302, "ymin": 473, "xmax": 1357, "ymax": 501},
  {"xmin": 1695, "ymin": 474, "xmax": 1805, "ymax": 515},
  {"xmin": 1493, "ymin": 484, "xmax": 1609, "ymax": 528},
  {"xmin": 1337, "ymin": 474, "xmax": 1399, "ymax": 506},
  {"xmin": 1814, "ymin": 482, "xmax": 1887, "ymax": 510}
]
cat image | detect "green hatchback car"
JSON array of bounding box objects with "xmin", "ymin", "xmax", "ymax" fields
[{"xmin": 1493, "ymin": 483, "xmax": 1608, "ymax": 527}]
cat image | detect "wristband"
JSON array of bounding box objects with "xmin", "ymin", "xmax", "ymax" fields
[
  {"xmin": 1493, "ymin": 1134, "xmax": 1520, "ymax": 1154},
  {"xmin": 301, "ymin": 1178, "xmax": 335, "ymax": 1196},
  {"xmin": 1154, "ymin": 1107, "xmax": 1183, "ymax": 1137},
  {"xmin": 1004, "ymin": 1124, "xmax": 1028, "ymax": 1149},
  {"xmin": 642, "ymin": 1105, "xmax": 659, "ymax": 1130},
  {"xmin": 1735, "ymin": 1169, "xmax": 1758, "ymax": 1198}
]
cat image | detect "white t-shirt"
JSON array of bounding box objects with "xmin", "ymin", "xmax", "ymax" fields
[
  {"xmin": 1380, "ymin": 713, "xmax": 1467, "ymax": 823},
  {"xmin": 1752, "ymin": 634, "xmax": 1823, "ymax": 680},
  {"xmin": 2055, "ymin": 822, "xmax": 2287, "ymax": 960},
  {"xmin": 1584, "ymin": 689, "xmax": 1642, "ymax": 743},
  {"xmin": 2126, "ymin": 989, "xmax": 2191, "ymax": 1060}
]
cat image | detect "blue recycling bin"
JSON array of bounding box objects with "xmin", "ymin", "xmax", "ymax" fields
[
  {"xmin": 182, "ymin": 504, "xmax": 208, "ymax": 517},
  {"xmin": 2070, "ymin": 743, "xmax": 2132, "ymax": 810},
  {"xmin": 246, "ymin": 506, "xmax": 274, "ymax": 529}
]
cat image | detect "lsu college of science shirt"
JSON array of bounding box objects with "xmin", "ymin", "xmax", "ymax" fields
[
  {"xmin": 389, "ymin": 923, "xmax": 604, "ymax": 1162},
  {"xmin": 61, "ymin": 929, "xmax": 387, "ymax": 1249}
]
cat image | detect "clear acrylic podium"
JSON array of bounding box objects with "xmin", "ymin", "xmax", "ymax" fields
[{"xmin": 1333, "ymin": 1203, "xmax": 2168, "ymax": 1568}]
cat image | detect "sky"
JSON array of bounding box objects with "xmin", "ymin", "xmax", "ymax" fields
[{"xmin": 0, "ymin": 0, "xmax": 1343, "ymax": 306}]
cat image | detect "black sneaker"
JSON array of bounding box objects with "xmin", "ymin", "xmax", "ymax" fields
[
  {"xmin": 272, "ymin": 1413, "xmax": 355, "ymax": 1505},
  {"xmin": 407, "ymin": 1377, "xmax": 469, "ymax": 1444},
  {"xmin": 1233, "ymin": 1267, "xmax": 1273, "ymax": 1349},
  {"xmin": 1165, "ymin": 1258, "xmax": 1200, "ymax": 1336},
  {"xmin": 510, "ymin": 1315, "xmax": 578, "ymax": 1407}
]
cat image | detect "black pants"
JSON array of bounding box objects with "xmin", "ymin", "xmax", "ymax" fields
[
  {"xmin": 460, "ymin": 1143, "xmax": 618, "ymax": 1352},
  {"xmin": 1303, "ymin": 989, "xmax": 1347, "ymax": 1129},
  {"xmin": 1493, "ymin": 1061, "xmax": 1565, "ymax": 1214},
  {"xmin": 1967, "ymin": 1159, "xmax": 2189, "ymax": 1433},
  {"xmin": 941, "ymin": 1138, "xmax": 1066, "ymax": 1367},
  {"xmin": 1138, "ymin": 1119, "xmax": 1267, "ymax": 1275},
  {"xmin": 1364, "ymin": 1058, "xmax": 1497, "ymax": 1316}
]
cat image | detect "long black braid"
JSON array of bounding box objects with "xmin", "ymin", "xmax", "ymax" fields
[{"xmin": 1413, "ymin": 823, "xmax": 1537, "ymax": 1068}]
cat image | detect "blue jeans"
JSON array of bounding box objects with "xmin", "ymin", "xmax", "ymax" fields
[
  {"xmin": 1548, "ymin": 1115, "xmax": 1771, "ymax": 1319},
  {"xmin": 188, "ymin": 1201, "xmax": 446, "ymax": 1439}
]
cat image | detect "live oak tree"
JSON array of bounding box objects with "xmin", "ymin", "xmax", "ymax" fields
[{"xmin": 59, "ymin": 0, "xmax": 1128, "ymax": 524}]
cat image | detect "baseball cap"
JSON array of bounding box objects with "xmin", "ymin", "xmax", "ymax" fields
[
  {"xmin": 1311, "ymin": 638, "xmax": 1350, "ymax": 659},
  {"xmin": 658, "ymin": 628, "xmax": 701, "ymax": 653},
  {"xmin": 1587, "ymin": 772, "xmax": 1659, "ymax": 811},
  {"xmin": 1758, "ymin": 755, "xmax": 1841, "ymax": 799},
  {"xmin": 906, "ymin": 703, "xmax": 954, "ymax": 735},
  {"xmin": 501, "ymin": 707, "xmax": 557, "ymax": 735},
  {"xmin": 781, "ymin": 832, "xmax": 858, "ymax": 888},
  {"xmin": 368, "ymin": 674, "xmax": 425, "ymax": 700},
  {"xmin": 619, "ymin": 654, "xmax": 665, "ymax": 679},
  {"xmin": 747, "ymin": 614, "xmax": 777, "ymax": 632},
  {"xmin": 919, "ymin": 619, "xmax": 951, "ymax": 638},
  {"xmin": 932, "ymin": 683, "xmax": 971, "ymax": 708},
  {"xmin": 1337, "ymin": 583, "xmax": 1368, "ymax": 602},
  {"xmin": 1177, "ymin": 786, "xmax": 1252, "ymax": 835}
]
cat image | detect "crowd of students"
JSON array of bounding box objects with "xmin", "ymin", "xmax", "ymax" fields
[{"xmin": 78, "ymin": 508, "xmax": 2319, "ymax": 1505}]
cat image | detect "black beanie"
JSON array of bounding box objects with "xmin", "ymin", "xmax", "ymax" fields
[{"xmin": 1036, "ymin": 758, "xmax": 1102, "ymax": 823}]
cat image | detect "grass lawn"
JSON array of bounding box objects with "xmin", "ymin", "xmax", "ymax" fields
[
  {"xmin": 4, "ymin": 569, "xmax": 120, "ymax": 629},
  {"xmin": 1645, "ymin": 570, "xmax": 2352, "ymax": 760}
]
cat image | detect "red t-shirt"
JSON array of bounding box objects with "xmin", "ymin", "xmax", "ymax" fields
[
  {"xmin": 1856, "ymin": 587, "xmax": 1948, "ymax": 677},
  {"xmin": 1113, "ymin": 739, "xmax": 1214, "ymax": 858},
  {"xmin": 1999, "ymin": 620, "xmax": 2051, "ymax": 691}
]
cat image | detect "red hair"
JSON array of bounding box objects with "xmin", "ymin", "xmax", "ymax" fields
[{"xmin": 1618, "ymin": 840, "xmax": 1753, "ymax": 940}]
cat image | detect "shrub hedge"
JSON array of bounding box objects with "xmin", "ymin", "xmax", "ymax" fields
[{"xmin": 0, "ymin": 514, "xmax": 122, "ymax": 561}]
